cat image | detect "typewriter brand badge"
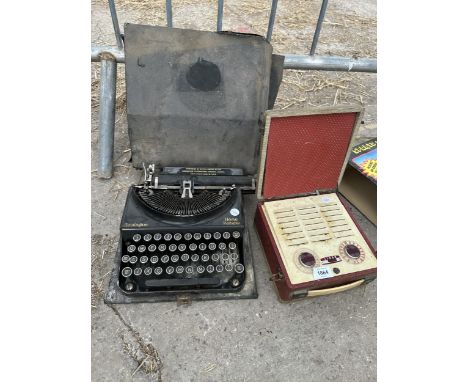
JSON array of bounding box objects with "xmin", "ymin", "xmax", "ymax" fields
[
  {"xmin": 313, "ymin": 267, "xmax": 333, "ymax": 280},
  {"xmin": 230, "ymin": 208, "xmax": 240, "ymax": 216}
]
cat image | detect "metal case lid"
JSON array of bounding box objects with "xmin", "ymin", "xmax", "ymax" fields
[
  {"xmin": 124, "ymin": 24, "xmax": 274, "ymax": 176},
  {"xmin": 256, "ymin": 106, "xmax": 363, "ymax": 200}
]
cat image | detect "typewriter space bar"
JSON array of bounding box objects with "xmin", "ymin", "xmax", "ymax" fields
[{"xmin": 145, "ymin": 277, "xmax": 220, "ymax": 288}]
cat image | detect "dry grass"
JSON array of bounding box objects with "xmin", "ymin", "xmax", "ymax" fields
[{"xmin": 91, "ymin": 234, "xmax": 117, "ymax": 308}]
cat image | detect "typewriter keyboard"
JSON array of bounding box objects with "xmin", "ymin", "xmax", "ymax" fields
[{"xmin": 118, "ymin": 230, "xmax": 245, "ymax": 293}]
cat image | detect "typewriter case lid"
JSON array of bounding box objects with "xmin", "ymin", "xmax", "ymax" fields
[
  {"xmin": 124, "ymin": 24, "xmax": 277, "ymax": 177},
  {"xmin": 256, "ymin": 106, "xmax": 363, "ymax": 200}
]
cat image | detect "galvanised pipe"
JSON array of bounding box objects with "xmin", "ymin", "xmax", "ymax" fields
[
  {"xmin": 310, "ymin": 0, "xmax": 328, "ymax": 55},
  {"xmin": 284, "ymin": 54, "xmax": 377, "ymax": 73}
]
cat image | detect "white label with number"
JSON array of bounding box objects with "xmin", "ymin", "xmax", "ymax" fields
[{"xmin": 313, "ymin": 266, "xmax": 333, "ymax": 280}]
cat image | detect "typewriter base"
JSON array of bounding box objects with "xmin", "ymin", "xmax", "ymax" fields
[{"xmin": 105, "ymin": 227, "xmax": 258, "ymax": 304}]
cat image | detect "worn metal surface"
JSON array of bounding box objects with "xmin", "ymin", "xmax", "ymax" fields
[
  {"xmin": 124, "ymin": 24, "xmax": 273, "ymax": 175},
  {"xmin": 98, "ymin": 59, "xmax": 117, "ymax": 179},
  {"xmin": 284, "ymin": 54, "xmax": 377, "ymax": 72}
]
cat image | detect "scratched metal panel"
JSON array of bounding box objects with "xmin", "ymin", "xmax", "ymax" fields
[{"xmin": 125, "ymin": 24, "xmax": 274, "ymax": 175}]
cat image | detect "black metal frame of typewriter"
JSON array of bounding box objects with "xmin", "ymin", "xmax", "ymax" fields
[{"xmin": 105, "ymin": 175, "xmax": 258, "ymax": 304}]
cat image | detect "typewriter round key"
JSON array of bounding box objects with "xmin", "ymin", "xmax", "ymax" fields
[
  {"xmin": 164, "ymin": 233, "xmax": 172, "ymax": 241},
  {"xmin": 231, "ymin": 252, "xmax": 239, "ymax": 260},
  {"xmin": 201, "ymin": 254, "xmax": 210, "ymax": 262},
  {"xmin": 129, "ymin": 256, "xmax": 138, "ymax": 264},
  {"xmin": 133, "ymin": 267, "xmax": 142, "ymax": 276},
  {"xmin": 234, "ymin": 264, "xmax": 244, "ymax": 274},
  {"xmin": 181, "ymin": 253, "xmax": 189, "ymax": 261},
  {"xmin": 223, "ymin": 232, "xmax": 231, "ymax": 240},
  {"xmin": 184, "ymin": 233, "xmax": 192, "ymax": 241},
  {"xmin": 197, "ymin": 265, "xmax": 205, "ymax": 274},
  {"xmin": 125, "ymin": 282, "xmax": 135, "ymax": 292},
  {"xmin": 178, "ymin": 244, "xmax": 186, "ymax": 252},
  {"xmin": 144, "ymin": 267, "xmax": 152, "ymax": 276},
  {"xmin": 219, "ymin": 243, "xmax": 226, "ymax": 250},
  {"xmin": 127, "ymin": 245, "xmax": 136, "ymax": 253},
  {"xmin": 174, "ymin": 233, "xmax": 182, "ymax": 241},
  {"xmin": 171, "ymin": 255, "xmax": 179, "ymax": 263},
  {"xmin": 132, "ymin": 234, "xmax": 142, "ymax": 242},
  {"xmin": 225, "ymin": 264, "xmax": 233, "ymax": 272},
  {"xmin": 213, "ymin": 232, "xmax": 221, "ymax": 240},
  {"xmin": 154, "ymin": 267, "xmax": 163, "ymax": 275},
  {"xmin": 148, "ymin": 244, "xmax": 157, "ymax": 252},
  {"xmin": 229, "ymin": 242, "xmax": 237, "ymax": 250},
  {"xmin": 199, "ymin": 243, "xmax": 207, "ymax": 251},
  {"xmin": 193, "ymin": 233, "xmax": 202, "ymax": 240},
  {"xmin": 166, "ymin": 266, "xmax": 174, "ymax": 275},
  {"xmin": 204, "ymin": 233, "xmax": 212, "ymax": 240},
  {"xmin": 161, "ymin": 255, "xmax": 170, "ymax": 263},
  {"xmin": 158, "ymin": 244, "xmax": 167, "ymax": 251},
  {"xmin": 140, "ymin": 256, "xmax": 148, "ymax": 264},
  {"xmin": 206, "ymin": 265, "xmax": 215, "ymax": 273},
  {"xmin": 150, "ymin": 256, "xmax": 158, "ymax": 264},
  {"xmin": 191, "ymin": 254, "xmax": 199, "ymax": 262},
  {"xmin": 222, "ymin": 253, "xmax": 230, "ymax": 261},
  {"xmin": 169, "ymin": 244, "xmax": 177, "ymax": 252},
  {"xmin": 208, "ymin": 243, "xmax": 216, "ymax": 250},
  {"xmin": 121, "ymin": 267, "xmax": 132, "ymax": 277},
  {"xmin": 232, "ymin": 231, "xmax": 240, "ymax": 239},
  {"xmin": 186, "ymin": 266, "xmax": 194, "ymax": 274},
  {"xmin": 143, "ymin": 234, "xmax": 152, "ymax": 242},
  {"xmin": 121, "ymin": 255, "xmax": 130, "ymax": 263},
  {"xmin": 176, "ymin": 266, "xmax": 184, "ymax": 274},
  {"xmin": 189, "ymin": 243, "xmax": 197, "ymax": 251},
  {"xmin": 138, "ymin": 245, "xmax": 146, "ymax": 253},
  {"xmin": 154, "ymin": 233, "xmax": 162, "ymax": 241},
  {"xmin": 216, "ymin": 265, "xmax": 224, "ymax": 272},
  {"xmin": 212, "ymin": 253, "xmax": 220, "ymax": 262}
]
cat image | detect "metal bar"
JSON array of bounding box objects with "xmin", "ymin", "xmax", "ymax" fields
[
  {"xmin": 266, "ymin": 0, "xmax": 278, "ymax": 42},
  {"xmin": 92, "ymin": 46, "xmax": 125, "ymax": 63},
  {"xmin": 217, "ymin": 0, "xmax": 224, "ymax": 32},
  {"xmin": 98, "ymin": 59, "xmax": 117, "ymax": 179},
  {"xmin": 284, "ymin": 54, "xmax": 377, "ymax": 72},
  {"xmin": 108, "ymin": 0, "xmax": 123, "ymax": 49},
  {"xmin": 310, "ymin": 0, "xmax": 328, "ymax": 55},
  {"xmin": 166, "ymin": 0, "xmax": 173, "ymax": 27}
]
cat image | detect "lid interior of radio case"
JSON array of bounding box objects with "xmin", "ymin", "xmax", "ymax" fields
[{"xmin": 257, "ymin": 106, "xmax": 362, "ymax": 199}]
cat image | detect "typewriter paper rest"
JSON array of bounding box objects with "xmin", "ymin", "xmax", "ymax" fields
[{"xmin": 262, "ymin": 193, "xmax": 376, "ymax": 285}]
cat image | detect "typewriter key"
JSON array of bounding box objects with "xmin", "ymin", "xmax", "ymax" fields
[
  {"xmin": 222, "ymin": 253, "xmax": 230, "ymax": 261},
  {"xmin": 225, "ymin": 264, "xmax": 233, "ymax": 272},
  {"xmin": 143, "ymin": 234, "xmax": 152, "ymax": 242},
  {"xmin": 150, "ymin": 256, "xmax": 158, "ymax": 264},
  {"xmin": 216, "ymin": 265, "xmax": 224, "ymax": 272},
  {"xmin": 201, "ymin": 254, "xmax": 210, "ymax": 262},
  {"xmin": 186, "ymin": 266, "xmax": 194, "ymax": 274},
  {"xmin": 234, "ymin": 264, "xmax": 244, "ymax": 274},
  {"xmin": 154, "ymin": 233, "xmax": 162, "ymax": 241},
  {"xmin": 184, "ymin": 233, "xmax": 192, "ymax": 240},
  {"xmin": 125, "ymin": 282, "xmax": 135, "ymax": 291},
  {"xmin": 228, "ymin": 242, "xmax": 237, "ymax": 250},
  {"xmin": 171, "ymin": 254, "xmax": 179, "ymax": 263},
  {"xmin": 223, "ymin": 232, "xmax": 231, "ymax": 240},
  {"xmin": 189, "ymin": 243, "xmax": 197, "ymax": 251},
  {"xmin": 197, "ymin": 265, "xmax": 205, "ymax": 274},
  {"xmin": 231, "ymin": 252, "xmax": 239, "ymax": 260},
  {"xmin": 154, "ymin": 267, "xmax": 163, "ymax": 275},
  {"xmin": 132, "ymin": 234, "xmax": 142, "ymax": 242},
  {"xmin": 138, "ymin": 245, "xmax": 146, "ymax": 253},
  {"xmin": 134, "ymin": 267, "xmax": 142, "ymax": 276},
  {"xmin": 193, "ymin": 233, "xmax": 202, "ymax": 240},
  {"xmin": 181, "ymin": 253, "xmax": 189, "ymax": 261},
  {"xmin": 199, "ymin": 243, "xmax": 207, "ymax": 251},
  {"xmin": 213, "ymin": 232, "xmax": 221, "ymax": 240},
  {"xmin": 127, "ymin": 245, "xmax": 136, "ymax": 253},
  {"xmin": 232, "ymin": 231, "xmax": 241, "ymax": 239},
  {"xmin": 144, "ymin": 267, "xmax": 152, "ymax": 276},
  {"xmin": 204, "ymin": 233, "xmax": 212, "ymax": 240},
  {"xmin": 176, "ymin": 266, "xmax": 184, "ymax": 274},
  {"xmin": 169, "ymin": 244, "xmax": 177, "ymax": 252},
  {"xmin": 178, "ymin": 244, "xmax": 186, "ymax": 251},
  {"xmin": 161, "ymin": 255, "xmax": 170, "ymax": 263},
  {"xmin": 231, "ymin": 278, "xmax": 240, "ymax": 287},
  {"xmin": 121, "ymin": 255, "xmax": 130, "ymax": 263},
  {"xmin": 208, "ymin": 243, "xmax": 216, "ymax": 250},
  {"xmin": 212, "ymin": 253, "xmax": 220, "ymax": 262},
  {"xmin": 174, "ymin": 233, "xmax": 182, "ymax": 241},
  {"xmin": 140, "ymin": 256, "xmax": 148, "ymax": 264},
  {"xmin": 158, "ymin": 244, "xmax": 167, "ymax": 251},
  {"xmin": 206, "ymin": 265, "xmax": 215, "ymax": 273},
  {"xmin": 164, "ymin": 233, "xmax": 172, "ymax": 241},
  {"xmin": 121, "ymin": 267, "xmax": 132, "ymax": 277},
  {"xmin": 148, "ymin": 244, "xmax": 157, "ymax": 252},
  {"xmin": 166, "ymin": 266, "xmax": 174, "ymax": 275},
  {"xmin": 219, "ymin": 243, "xmax": 226, "ymax": 250},
  {"xmin": 129, "ymin": 256, "xmax": 138, "ymax": 264},
  {"xmin": 191, "ymin": 254, "xmax": 199, "ymax": 262}
]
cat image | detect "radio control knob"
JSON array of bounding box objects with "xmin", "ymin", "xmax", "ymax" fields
[
  {"xmin": 153, "ymin": 233, "xmax": 162, "ymax": 241},
  {"xmin": 174, "ymin": 233, "xmax": 182, "ymax": 241},
  {"xmin": 132, "ymin": 234, "xmax": 142, "ymax": 242},
  {"xmin": 299, "ymin": 252, "xmax": 316, "ymax": 268},
  {"xmin": 133, "ymin": 267, "xmax": 142, "ymax": 276},
  {"xmin": 127, "ymin": 245, "xmax": 136, "ymax": 253},
  {"xmin": 143, "ymin": 234, "xmax": 152, "ymax": 242},
  {"xmin": 213, "ymin": 232, "xmax": 221, "ymax": 240},
  {"xmin": 121, "ymin": 267, "xmax": 132, "ymax": 277},
  {"xmin": 345, "ymin": 244, "xmax": 361, "ymax": 259}
]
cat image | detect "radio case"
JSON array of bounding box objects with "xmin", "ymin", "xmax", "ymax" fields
[{"xmin": 254, "ymin": 106, "xmax": 377, "ymax": 302}]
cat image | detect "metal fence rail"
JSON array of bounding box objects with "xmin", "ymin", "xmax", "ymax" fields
[{"xmin": 93, "ymin": 0, "xmax": 377, "ymax": 178}]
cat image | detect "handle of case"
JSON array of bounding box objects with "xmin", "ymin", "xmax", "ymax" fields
[{"xmin": 306, "ymin": 279, "xmax": 365, "ymax": 298}]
